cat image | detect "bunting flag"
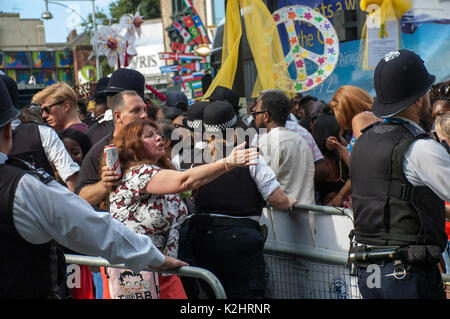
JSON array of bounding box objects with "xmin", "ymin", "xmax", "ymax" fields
[
  {"xmin": 172, "ymin": 71, "xmax": 204, "ymax": 84},
  {"xmin": 166, "ymin": 0, "xmax": 212, "ymax": 102},
  {"xmin": 182, "ymin": 0, "xmax": 210, "ymax": 44},
  {"xmin": 172, "ymin": 76, "xmax": 183, "ymax": 85},
  {"xmin": 173, "ymin": 20, "xmax": 192, "ymax": 43},
  {"xmin": 181, "ymin": 62, "xmax": 209, "ymax": 72},
  {"xmin": 182, "ymin": 15, "xmax": 202, "ymax": 45},
  {"xmin": 158, "ymin": 52, "xmax": 203, "ymax": 62},
  {"xmin": 159, "ymin": 64, "xmax": 182, "ymax": 73},
  {"xmin": 182, "ymin": 72, "xmax": 204, "ymax": 82},
  {"xmin": 189, "ymin": 80, "xmax": 203, "ymax": 97},
  {"xmin": 171, "ymin": 42, "xmax": 192, "ymax": 53},
  {"xmin": 192, "ymin": 14, "xmax": 210, "ymax": 44}
]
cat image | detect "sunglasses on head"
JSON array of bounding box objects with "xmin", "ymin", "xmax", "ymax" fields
[{"xmin": 41, "ymin": 100, "xmax": 65, "ymax": 114}]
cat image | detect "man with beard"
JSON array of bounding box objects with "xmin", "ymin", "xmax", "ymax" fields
[
  {"xmin": 252, "ymin": 90, "xmax": 315, "ymax": 206},
  {"xmin": 349, "ymin": 50, "xmax": 450, "ymax": 299}
]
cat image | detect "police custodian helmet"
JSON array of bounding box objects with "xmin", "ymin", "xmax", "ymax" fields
[{"xmin": 372, "ymin": 49, "xmax": 435, "ymax": 118}]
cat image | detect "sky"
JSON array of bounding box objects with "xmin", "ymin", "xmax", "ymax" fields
[{"xmin": 0, "ymin": 0, "xmax": 114, "ymax": 43}]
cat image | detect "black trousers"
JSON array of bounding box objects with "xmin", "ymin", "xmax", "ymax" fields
[
  {"xmin": 357, "ymin": 261, "xmax": 445, "ymax": 299},
  {"xmin": 189, "ymin": 218, "xmax": 266, "ymax": 299}
]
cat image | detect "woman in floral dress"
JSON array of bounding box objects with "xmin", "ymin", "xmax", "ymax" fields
[{"xmin": 104, "ymin": 118, "xmax": 259, "ymax": 299}]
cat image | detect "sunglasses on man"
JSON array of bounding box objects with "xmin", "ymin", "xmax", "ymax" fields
[
  {"xmin": 250, "ymin": 110, "xmax": 266, "ymax": 117},
  {"xmin": 41, "ymin": 100, "xmax": 65, "ymax": 114}
]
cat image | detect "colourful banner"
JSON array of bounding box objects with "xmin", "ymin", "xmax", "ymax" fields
[
  {"xmin": 189, "ymin": 80, "xmax": 203, "ymax": 97},
  {"xmin": 181, "ymin": 62, "xmax": 209, "ymax": 72},
  {"xmin": 56, "ymin": 51, "xmax": 73, "ymax": 68},
  {"xmin": 32, "ymin": 69, "xmax": 56, "ymax": 85},
  {"xmin": 4, "ymin": 52, "xmax": 31, "ymax": 69},
  {"xmin": 32, "ymin": 52, "xmax": 55, "ymax": 68},
  {"xmin": 182, "ymin": 15, "xmax": 202, "ymax": 44},
  {"xmin": 173, "ymin": 20, "xmax": 192, "ymax": 43},
  {"xmin": 192, "ymin": 14, "xmax": 210, "ymax": 44},
  {"xmin": 171, "ymin": 42, "xmax": 192, "ymax": 53},
  {"xmin": 182, "ymin": 0, "xmax": 210, "ymax": 44},
  {"xmin": 274, "ymin": 0, "xmax": 450, "ymax": 103},
  {"xmin": 159, "ymin": 65, "xmax": 182, "ymax": 73},
  {"xmin": 172, "ymin": 71, "xmax": 204, "ymax": 84},
  {"xmin": 159, "ymin": 52, "xmax": 203, "ymax": 61}
]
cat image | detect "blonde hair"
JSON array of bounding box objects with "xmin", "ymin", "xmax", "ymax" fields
[
  {"xmin": 329, "ymin": 85, "xmax": 373, "ymax": 131},
  {"xmin": 32, "ymin": 82, "xmax": 78, "ymax": 111},
  {"xmin": 435, "ymin": 112, "xmax": 450, "ymax": 140}
]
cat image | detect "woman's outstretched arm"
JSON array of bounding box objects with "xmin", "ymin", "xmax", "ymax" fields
[{"xmin": 145, "ymin": 142, "xmax": 259, "ymax": 195}]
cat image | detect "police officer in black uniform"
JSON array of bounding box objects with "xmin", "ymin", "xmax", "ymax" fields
[
  {"xmin": 349, "ymin": 50, "xmax": 450, "ymax": 299},
  {"xmin": 188, "ymin": 101, "xmax": 296, "ymax": 299},
  {"xmin": 0, "ymin": 79, "xmax": 187, "ymax": 299}
]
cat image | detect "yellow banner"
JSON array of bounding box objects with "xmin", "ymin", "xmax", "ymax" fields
[{"xmin": 203, "ymin": 0, "xmax": 294, "ymax": 100}]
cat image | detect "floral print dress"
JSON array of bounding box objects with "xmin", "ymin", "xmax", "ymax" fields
[{"xmin": 107, "ymin": 164, "xmax": 188, "ymax": 299}]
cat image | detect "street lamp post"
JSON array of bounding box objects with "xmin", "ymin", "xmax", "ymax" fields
[{"xmin": 41, "ymin": 0, "xmax": 102, "ymax": 80}]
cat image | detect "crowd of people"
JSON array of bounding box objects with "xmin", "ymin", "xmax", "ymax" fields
[{"xmin": 0, "ymin": 48, "xmax": 449, "ymax": 299}]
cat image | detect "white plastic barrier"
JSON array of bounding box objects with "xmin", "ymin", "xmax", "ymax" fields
[{"xmin": 260, "ymin": 203, "xmax": 359, "ymax": 299}]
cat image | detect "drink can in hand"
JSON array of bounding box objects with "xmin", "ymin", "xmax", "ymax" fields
[{"xmin": 104, "ymin": 144, "xmax": 121, "ymax": 176}]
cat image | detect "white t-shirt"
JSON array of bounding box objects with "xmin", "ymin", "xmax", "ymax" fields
[{"xmin": 12, "ymin": 120, "xmax": 79, "ymax": 182}]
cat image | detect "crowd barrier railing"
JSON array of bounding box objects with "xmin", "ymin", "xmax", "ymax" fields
[
  {"xmin": 64, "ymin": 254, "xmax": 227, "ymax": 299},
  {"xmin": 66, "ymin": 203, "xmax": 450, "ymax": 299},
  {"xmin": 263, "ymin": 203, "xmax": 450, "ymax": 297}
]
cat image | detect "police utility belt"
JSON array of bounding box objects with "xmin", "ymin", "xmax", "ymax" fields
[{"xmin": 348, "ymin": 244, "xmax": 442, "ymax": 268}]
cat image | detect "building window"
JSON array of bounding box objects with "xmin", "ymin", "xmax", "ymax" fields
[
  {"xmin": 213, "ymin": 0, "xmax": 225, "ymax": 25},
  {"xmin": 172, "ymin": 0, "xmax": 185, "ymax": 16}
]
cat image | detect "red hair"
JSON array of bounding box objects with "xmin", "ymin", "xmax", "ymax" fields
[
  {"xmin": 98, "ymin": 119, "xmax": 174, "ymax": 210},
  {"xmin": 100, "ymin": 119, "xmax": 173, "ymax": 177},
  {"xmin": 329, "ymin": 85, "xmax": 373, "ymax": 131}
]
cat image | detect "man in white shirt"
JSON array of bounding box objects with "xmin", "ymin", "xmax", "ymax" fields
[
  {"xmin": 247, "ymin": 89, "xmax": 329, "ymax": 184},
  {"xmin": 0, "ymin": 79, "xmax": 187, "ymax": 298},
  {"xmin": 253, "ymin": 90, "xmax": 315, "ymax": 205}
]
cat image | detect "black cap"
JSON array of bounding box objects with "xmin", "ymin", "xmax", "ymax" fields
[
  {"xmin": 209, "ymin": 86, "xmax": 240, "ymax": 109},
  {"xmin": 203, "ymin": 100, "xmax": 248, "ymax": 133},
  {"xmin": 182, "ymin": 101, "xmax": 209, "ymax": 131},
  {"xmin": 101, "ymin": 68, "xmax": 145, "ymax": 99},
  {"xmin": 90, "ymin": 76, "xmax": 110, "ymax": 101},
  {"xmin": 0, "ymin": 77, "xmax": 20, "ymax": 127},
  {"xmin": 0, "ymin": 74, "xmax": 19, "ymax": 109},
  {"xmin": 373, "ymin": 49, "xmax": 435, "ymax": 118},
  {"xmin": 165, "ymin": 91, "xmax": 188, "ymax": 111}
]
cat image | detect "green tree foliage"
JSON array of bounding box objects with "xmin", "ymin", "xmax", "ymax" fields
[
  {"xmin": 109, "ymin": 0, "xmax": 161, "ymax": 20},
  {"xmin": 80, "ymin": 11, "xmax": 110, "ymax": 35}
]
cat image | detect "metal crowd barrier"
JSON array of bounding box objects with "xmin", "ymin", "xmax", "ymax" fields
[
  {"xmin": 264, "ymin": 204, "xmax": 450, "ymax": 298},
  {"xmin": 262, "ymin": 203, "xmax": 358, "ymax": 298},
  {"xmin": 292, "ymin": 203, "xmax": 354, "ymax": 222},
  {"xmin": 291, "ymin": 203, "xmax": 450, "ymax": 281},
  {"xmin": 263, "ymin": 203, "xmax": 353, "ymax": 265},
  {"xmin": 66, "ymin": 203, "xmax": 450, "ymax": 299},
  {"xmin": 64, "ymin": 254, "xmax": 227, "ymax": 299}
]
